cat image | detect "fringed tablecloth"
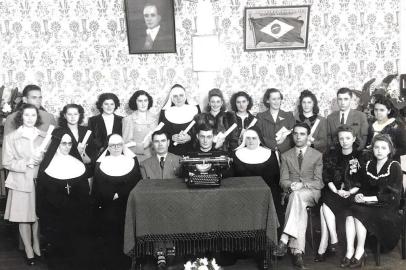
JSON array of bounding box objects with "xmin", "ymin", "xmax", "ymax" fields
[{"xmin": 124, "ymin": 176, "xmax": 279, "ymax": 261}]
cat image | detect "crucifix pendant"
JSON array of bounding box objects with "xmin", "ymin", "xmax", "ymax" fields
[{"xmin": 65, "ymin": 183, "xmax": 71, "ymax": 195}]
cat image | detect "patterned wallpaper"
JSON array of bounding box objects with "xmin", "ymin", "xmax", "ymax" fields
[{"xmin": 0, "ymin": 0, "xmax": 400, "ymax": 118}]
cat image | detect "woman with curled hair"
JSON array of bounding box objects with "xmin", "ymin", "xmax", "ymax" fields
[
  {"xmin": 57, "ymin": 104, "xmax": 97, "ymax": 165},
  {"xmin": 122, "ymin": 90, "xmax": 158, "ymax": 162},
  {"xmin": 256, "ymin": 88, "xmax": 295, "ymax": 153},
  {"xmin": 341, "ymin": 134, "xmax": 402, "ymax": 268},
  {"xmin": 204, "ymin": 88, "xmax": 238, "ymax": 153},
  {"xmin": 230, "ymin": 91, "xmax": 256, "ymax": 145},
  {"xmin": 295, "ymin": 90, "xmax": 327, "ymax": 153},
  {"xmin": 88, "ymin": 93, "xmax": 123, "ymax": 155},
  {"xmin": 366, "ymin": 94, "xmax": 406, "ymax": 161},
  {"xmin": 3, "ymin": 104, "xmax": 44, "ymax": 265},
  {"xmin": 315, "ymin": 125, "xmax": 363, "ymax": 262}
]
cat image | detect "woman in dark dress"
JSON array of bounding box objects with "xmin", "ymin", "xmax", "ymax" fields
[
  {"xmin": 315, "ymin": 125, "xmax": 363, "ymax": 262},
  {"xmin": 204, "ymin": 88, "xmax": 239, "ymax": 153},
  {"xmin": 230, "ymin": 91, "xmax": 256, "ymax": 145},
  {"xmin": 93, "ymin": 134, "xmax": 142, "ymax": 270},
  {"xmin": 295, "ymin": 90, "xmax": 327, "ymax": 154},
  {"xmin": 342, "ymin": 134, "xmax": 402, "ymax": 268},
  {"xmin": 159, "ymin": 84, "xmax": 200, "ymax": 156},
  {"xmin": 88, "ymin": 93, "xmax": 123, "ymax": 156},
  {"xmin": 366, "ymin": 95, "xmax": 406, "ymax": 161},
  {"xmin": 57, "ymin": 104, "xmax": 98, "ymax": 166},
  {"xmin": 37, "ymin": 129, "xmax": 92, "ymax": 269},
  {"xmin": 232, "ymin": 126, "xmax": 282, "ymax": 220}
]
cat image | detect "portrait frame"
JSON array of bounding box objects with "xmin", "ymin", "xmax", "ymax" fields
[
  {"xmin": 124, "ymin": 0, "xmax": 177, "ymax": 54},
  {"xmin": 244, "ymin": 5, "xmax": 310, "ymax": 51}
]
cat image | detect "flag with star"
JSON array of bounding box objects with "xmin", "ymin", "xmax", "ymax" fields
[{"xmin": 249, "ymin": 16, "xmax": 304, "ymax": 45}]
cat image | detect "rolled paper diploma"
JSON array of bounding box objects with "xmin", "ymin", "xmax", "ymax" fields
[
  {"xmin": 246, "ymin": 118, "xmax": 257, "ymax": 129},
  {"xmin": 38, "ymin": 125, "xmax": 55, "ymax": 152},
  {"xmin": 125, "ymin": 141, "xmax": 137, "ymax": 148},
  {"xmin": 309, "ymin": 118, "xmax": 320, "ymax": 136},
  {"xmin": 174, "ymin": 120, "xmax": 196, "ymax": 146},
  {"xmin": 79, "ymin": 130, "xmax": 92, "ymax": 146},
  {"xmin": 142, "ymin": 122, "xmax": 165, "ymax": 144},
  {"xmin": 213, "ymin": 123, "xmax": 238, "ymax": 143}
]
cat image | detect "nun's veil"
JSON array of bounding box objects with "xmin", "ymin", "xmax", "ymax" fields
[
  {"xmin": 235, "ymin": 126, "xmax": 267, "ymax": 151},
  {"xmin": 39, "ymin": 128, "xmax": 82, "ymax": 174}
]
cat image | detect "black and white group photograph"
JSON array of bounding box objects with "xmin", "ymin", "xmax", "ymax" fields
[{"xmin": 0, "ymin": 0, "xmax": 405, "ymax": 270}]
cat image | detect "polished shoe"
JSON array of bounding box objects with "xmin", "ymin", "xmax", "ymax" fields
[
  {"xmin": 292, "ymin": 253, "xmax": 305, "ymax": 269},
  {"xmin": 314, "ymin": 252, "xmax": 326, "ymax": 262},
  {"xmin": 340, "ymin": 256, "xmax": 352, "ymax": 268},
  {"xmin": 328, "ymin": 242, "xmax": 339, "ymax": 254},
  {"xmin": 25, "ymin": 256, "xmax": 35, "ymax": 266},
  {"xmin": 349, "ymin": 253, "xmax": 366, "ymax": 268},
  {"xmin": 273, "ymin": 240, "xmax": 288, "ymax": 257}
]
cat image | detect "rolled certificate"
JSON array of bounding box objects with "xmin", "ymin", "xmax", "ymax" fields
[
  {"xmin": 79, "ymin": 130, "xmax": 92, "ymax": 146},
  {"xmin": 39, "ymin": 125, "xmax": 55, "ymax": 152},
  {"xmin": 174, "ymin": 120, "xmax": 196, "ymax": 146},
  {"xmin": 213, "ymin": 123, "xmax": 238, "ymax": 143},
  {"xmin": 309, "ymin": 118, "xmax": 320, "ymax": 136},
  {"xmin": 125, "ymin": 141, "xmax": 137, "ymax": 148},
  {"xmin": 142, "ymin": 122, "xmax": 165, "ymax": 144},
  {"xmin": 246, "ymin": 118, "xmax": 257, "ymax": 129}
]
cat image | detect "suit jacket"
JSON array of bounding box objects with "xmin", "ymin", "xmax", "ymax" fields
[
  {"xmin": 140, "ymin": 152, "xmax": 181, "ymax": 180},
  {"xmin": 280, "ymin": 147, "xmax": 324, "ymax": 192},
  {"xmin": 4, "ymin": 110, "xmax": 57, "ymax": 136},
  {"xmin": 3, "ymin": 127, "xmax": 46, "ymax": 192},
  {"xmin": 87, "ymin": 114, "xmax": 123, "ymax": 154},
  {"xmin": 256, "ymin": 110, "xmax": 295, "ymax": 153},
  {"xmin": 326, "ymin": 109, "xmax": 368, "ymax": 150},
  {"xmin": 130, "ymin": 24, "xmax": 175, "ymax": 53}
]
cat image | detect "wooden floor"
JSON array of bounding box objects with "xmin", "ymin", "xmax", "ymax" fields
[{"xmin": 0, "ymin": 196, "xmax": 405, "ymax": 270}]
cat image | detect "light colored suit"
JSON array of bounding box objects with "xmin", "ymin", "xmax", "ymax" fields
[
  {"xmin": 326, "ymin": 109, "xmax": 368, "ymax": 150},
  {"xmin": 280, "ymin": 147, "xmax": 323, "ymax": 253},
  {"xmin": 140, "ymin": 152, "xmax": 181, "ymax": 180}
]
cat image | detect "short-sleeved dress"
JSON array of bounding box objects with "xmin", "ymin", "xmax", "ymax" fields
[{"xmin": 346, "ymin": 159, "xmax": 402, "ymax": 251}]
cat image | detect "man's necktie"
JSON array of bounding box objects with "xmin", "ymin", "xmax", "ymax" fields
[
  {"xmin": 298, "ymin": 150, "xmax": 303, "ymax": 170},
  {"xmin": 340, "ymin": 113, "xmax": 345, "ymax": 125},
  {"xmin": 160, "ymin": 157, "xmax": 165, "ymax": 170},
  {"xmin": 143, "ymin": 33, "xmax": 153, "ymax": 50}
]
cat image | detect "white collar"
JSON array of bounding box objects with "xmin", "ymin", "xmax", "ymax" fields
[
  {"xmin": 372, "ymin": 118, "xmax": 396, "ymax": 132},
  {"xmin": 235, "ymin": 147, "xmax": 272, "ymax": 164},
  {"xmin": 296, "ymin": 146, "xmax": 307, "ymax": 156},
  {"xmin": 102, "ymin": 114, "xmax": 114, "ymax": 135},
  {"xmin": 45, "ymin": 151, "xmax": 86, "ymax": 180},
  {"xmin": 157, "ymin": 153, "xmax": 168, "ymax": 161},
  {"xmin": 339, "ymin": 109, "xmax": 351, "ymax": 124},
  {"xmin": 146, "ymin": 25, "xmax": 160, "ymax": 41},
  {"xmin": 99, "ymin": 155, "xmax": 135, "ymax": 177},
  {"xmin": 164, "ymin": 105, "xmax": 198, "ymax": 124}
]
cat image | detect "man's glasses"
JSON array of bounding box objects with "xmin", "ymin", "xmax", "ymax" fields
[
  {"xmin": 60, "ymin": 142, "xmax": 73, "ymax": 147},
  {"xmin": 109, "ymin": 143, "xmax": 123, "ymax": 149}
]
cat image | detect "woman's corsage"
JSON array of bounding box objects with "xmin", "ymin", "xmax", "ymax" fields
[{"xmin": 349, "ymin": 158, "xmax": 360, "ymax": 175}]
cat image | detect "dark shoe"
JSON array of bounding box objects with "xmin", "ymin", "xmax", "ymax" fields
[
  {"xmin": 25, "ymin": 256, "xmax": 35, "ymax": 266},
  {"xmin": 328, "ymin": 242, "xmax": 339, "ymax": 254},
  {"xmin": 314, "ymin": 252, "xmax": 326, "ymax": 262},
  {"xmin": 340, "ymin": 256, "xmax": 352, "ymax": 268},
  {"xmin": 272, "ymin": 241, "xmax": 288, "ymax": 257},
  {"xmin": 349, "ymin": 253, "xmax": 366, "ymax": 268},
  {"xmin": 292, "ymin": 253, "xmax": 305, "ymax": 269}
]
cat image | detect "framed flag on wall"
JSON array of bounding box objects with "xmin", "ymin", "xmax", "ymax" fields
[{"xmin": 244, "ymin": 5, "xmax": 310, "ymax": 51}]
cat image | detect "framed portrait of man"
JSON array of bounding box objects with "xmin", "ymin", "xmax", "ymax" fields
[{"xmin": 125, "ymin": 0, "xmax": 177, "ymax": 54}]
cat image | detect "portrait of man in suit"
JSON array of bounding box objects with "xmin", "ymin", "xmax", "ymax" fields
[{"xmin": 125, "ymin": 0, "xmax": 176, "ymax": 54}]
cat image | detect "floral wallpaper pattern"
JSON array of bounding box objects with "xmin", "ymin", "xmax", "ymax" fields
[{"xmin": 0, "ymin": 0, "xmax": 400, "ymax": 118}]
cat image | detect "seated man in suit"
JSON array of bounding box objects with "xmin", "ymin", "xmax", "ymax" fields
[
  {"xmin": 273, "ymin": 122, "xmax": 324, "ymax": 269},
  {"xmin": 140, "ymin": 130, "xmax": 181, "ymax": 180},
  {"xmin": 327, "ymin": 87, "xmax": 368, "ymax": 150},
  {"xmin": 4, "ymin": 84, "xmax": 57, "ymax": 135}
]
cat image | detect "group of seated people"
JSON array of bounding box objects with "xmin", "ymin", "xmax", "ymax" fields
[{"xmin": 2, "ymin": 83, "xmax": 405, "ymax": 269}]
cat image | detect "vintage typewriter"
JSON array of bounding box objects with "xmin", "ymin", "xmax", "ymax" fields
[{"xmin": 180, "ymin": 151, "xmax": 232, "ymax": 188}]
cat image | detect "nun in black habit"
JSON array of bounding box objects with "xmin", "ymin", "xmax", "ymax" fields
[{"xmin": 37, "ymin": 129, "xmax": 93, "ymax": 270}]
